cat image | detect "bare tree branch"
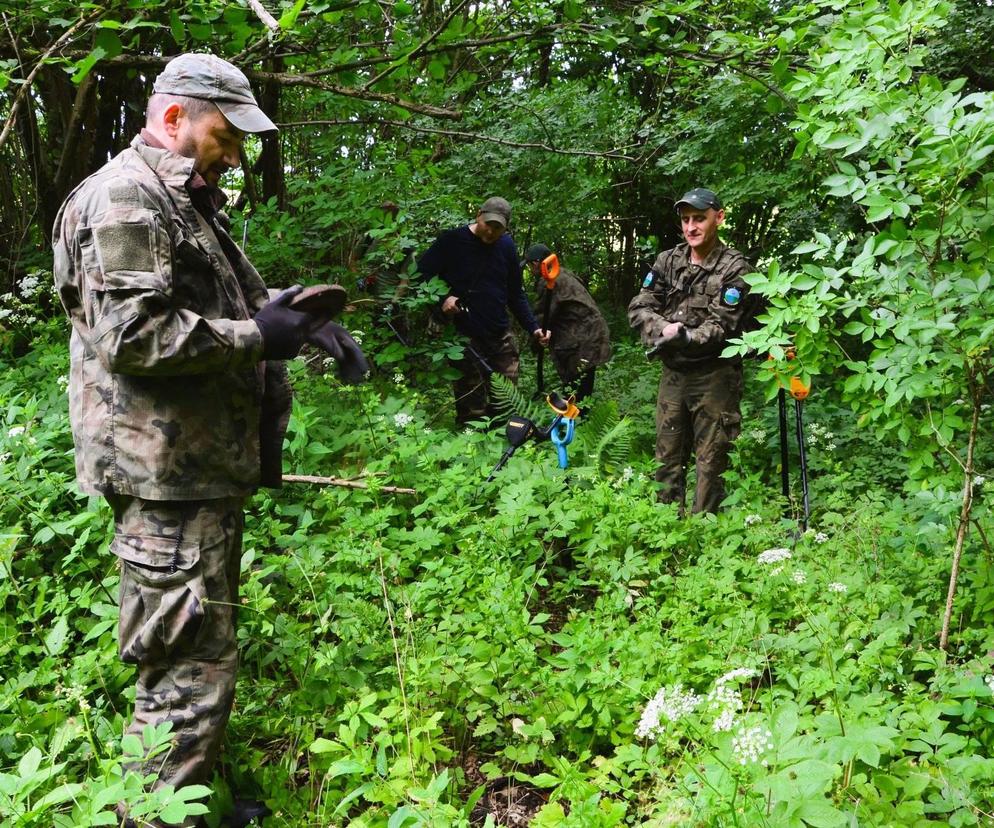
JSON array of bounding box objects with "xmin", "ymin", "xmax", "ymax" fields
[
  {"xmin": 246, "ymin": 0, "xmax": 280, "ymax": 33},
  {"xmin": 279, "ymin": 117, "xmax": 639, "ymax": 161}
]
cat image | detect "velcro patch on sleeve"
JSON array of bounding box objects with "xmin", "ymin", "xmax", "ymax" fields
[
  {"xmin": 108, "ymin": 183, "xmax": 140, "ymax": 205},
  {"xmin": 94, "ymin": 222, "xmax": 155, "ymax": 275}
]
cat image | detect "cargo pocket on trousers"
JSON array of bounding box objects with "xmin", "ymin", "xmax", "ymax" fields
[
  {"xmin": 112, "ymin": 534, "xmax": 207, "ymax": 665},
  {"xmin": 719, "ymin": 410, "xmax": 742, "ymax": 444}
]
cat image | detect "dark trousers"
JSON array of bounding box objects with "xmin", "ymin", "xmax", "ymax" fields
[
  {"xmin": 654, "ymin": 362, "xmax": 743, "ymax": 514},
  {"xmin": 451, "ymin": 330, "xmax": 520, "ymax": 424}
]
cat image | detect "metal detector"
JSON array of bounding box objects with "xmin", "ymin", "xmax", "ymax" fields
[
  {"xmin": 535, "ymin": 253, "xmax": 560, "ymax": 394},
  {"xmin": 775, "ymin": 359, "xmax": 811, "ymax": 530}
]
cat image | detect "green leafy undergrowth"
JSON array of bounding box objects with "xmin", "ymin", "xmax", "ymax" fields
[{"xmin": 2, "ymin": 328, "xmax": 994, "ymax": 827}]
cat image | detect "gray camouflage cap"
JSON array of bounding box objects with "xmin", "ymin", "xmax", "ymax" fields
[
  {"xmin": 153, "ymin": 53, "xmax": 277, "ymax": 134},
  {"xmin": 675, "ymin": 188, "xmax": 722, "ymax": 211}
]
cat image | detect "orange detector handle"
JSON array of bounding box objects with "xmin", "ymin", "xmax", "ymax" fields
[
  {"xmin": 540, "ymin": 253, "xmax": 560, "ymax": 288},
  {"xmin": 547, "ymin": 391, "xmax": 580, "ymax": 420},
  {"xmin": 767, "ymin": 349, "xmax": 811, "ymax": 400}
]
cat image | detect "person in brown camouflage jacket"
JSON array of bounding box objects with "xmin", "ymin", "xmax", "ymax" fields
[
  {"xmin": 524, "ymin": 244, "xmax": 612, "ymax": 402},
  {"xmin": 53, "ymin": 54, "xmax": 366, "ymax": 827},
  {"xmin": 628, "ymin": 188, "xmax": 757, "ymax": 515}
]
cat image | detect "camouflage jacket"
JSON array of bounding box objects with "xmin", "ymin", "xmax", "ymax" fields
[
  {"xmin": 627, "ymin": 242, "xmax": 754, "ymax": 371},
  {"xmin": 533, "ymin": 269, "xmax": 612, "ymax": 379},
  {"xmin": 52, "ymin": 136, "xmax": 291, "ymax": 500}
]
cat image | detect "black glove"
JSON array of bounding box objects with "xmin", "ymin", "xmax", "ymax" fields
[
  {"xmin": 254, "ymin": 286, "xmax": 311, "ymax": 360},
  {"xmin": 645, "ymin": 323, "xmax": 689, "ymax": 358},
  {"xmin": 309, "ymin": 321, "xmax": 369, "ymax": 384}
]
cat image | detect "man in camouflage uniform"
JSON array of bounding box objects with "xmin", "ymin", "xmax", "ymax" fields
[
  {"xmin": 52, "ymin": 54, "xmax": 366, "ymax": 826},
  {"xmin": 628, "ymin": 188, "xmax": 756, "ymax": 515},
  {"xmin": 416, "ymin": 196, "xmax": 549, "ymax": 424},
  {"xmin": 524, "ymin": 243, "xmax": 612, "ymax": 402}
]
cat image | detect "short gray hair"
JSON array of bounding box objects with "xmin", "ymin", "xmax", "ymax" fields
[{"xmin": 146, "ymin": 93, "xmax": 218, "ymax": 125}]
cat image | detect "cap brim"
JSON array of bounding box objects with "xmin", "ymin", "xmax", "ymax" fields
[
  {"xmin": 216, "ymin": 101, "xmax": 278, "ymax": 134},
  {"xmin": 479, "ymin": 212, "xmax": 508, "ymax": 227}
]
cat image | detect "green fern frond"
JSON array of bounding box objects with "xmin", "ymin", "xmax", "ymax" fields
[
  {"xmin": 594, "ymin": 417, "xmax": 634, "ymax": 473},
  {"xmin": 489, "ymin": 372, "xmax": 547, "ymax": 424}
]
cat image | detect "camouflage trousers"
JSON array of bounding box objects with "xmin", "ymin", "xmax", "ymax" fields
[
  {"xmin": 655, "ymin": 362, "xmax": 743, "ymax": 514},
  {"xmin": 107, "ymin": 494, "xmax": 245, "ymax": 826},
  {"xmin": 451, "ymin": 330, "xmax": 520, "ymax": 424}
]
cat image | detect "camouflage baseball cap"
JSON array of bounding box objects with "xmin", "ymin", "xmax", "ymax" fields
[
  {"xmin": 479, "ymin": 196, "xmax": 512, "ymax": 228},
  {"xmin": 153, "ymin": 53, "xmax": 277, "ymax": 134},
  {"xmin": 675, "ymin": 188, "xmax": 722, "ymax": 211}
]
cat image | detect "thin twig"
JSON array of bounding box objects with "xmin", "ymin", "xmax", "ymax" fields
[
  {"xmin": 364, "ymin": 0, "xmax": 471, "ymax": 90},
  {"xmin": 0, "ymin": 10, "xmax": 102, "ymax": 155},
  {"xmin": 282, "ymin": 474, "xmax": 416, "ymax": 494}
]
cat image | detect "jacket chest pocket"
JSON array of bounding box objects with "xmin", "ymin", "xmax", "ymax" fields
[
  {"xmin": 173, "ymin": 233, "xmax": 242, "ymax": 318},
  {"xmin": 684, "ymin": 293, "xmax": 711, "ymax": 325}
]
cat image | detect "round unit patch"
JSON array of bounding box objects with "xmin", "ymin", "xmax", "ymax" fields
[
  {"xmin": 643, "ymin": 271, "xmax": 657, "ymax": 289},
  {"xmin": 722, "ymin": 286, "xmax": 741, "ymax": 306}
]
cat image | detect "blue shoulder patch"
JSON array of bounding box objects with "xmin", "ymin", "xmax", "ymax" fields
[
  {"xmin": 643, "ymin": 271, "xmax": 656, "ymax": 289},
  {"xmin": 722, "ymin": 286, "xmax": 741, "ymax": 307}
]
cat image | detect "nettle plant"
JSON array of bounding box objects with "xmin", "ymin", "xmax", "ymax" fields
[{"xmin": 734, "ymin": 0, "xmax": 994, "ymax": 650}]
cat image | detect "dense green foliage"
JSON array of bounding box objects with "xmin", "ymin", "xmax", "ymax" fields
[
  {"xmin": 4, "ymin": 0, "xmax": 994, "ymax": 824},
  {"xmin": 4, "ymin": 316, "xmax": 994, "ymax": 826}
]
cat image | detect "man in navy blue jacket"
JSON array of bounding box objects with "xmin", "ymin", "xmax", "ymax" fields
[{"xmin": 418, "ymin": 196, "xmax": 549, "ymax": 423}]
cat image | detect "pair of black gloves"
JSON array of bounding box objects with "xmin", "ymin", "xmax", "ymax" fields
[
  {"xmin": 646, "ymin": 321, "xmax": 690, "ymax": 358},
  {"xmin": 254, "ymin": 286, "xmax": 369, "ymax": 383}
]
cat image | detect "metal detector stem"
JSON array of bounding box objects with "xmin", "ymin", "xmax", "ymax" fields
[
  {"xmin": 794, "ymin": 397, "xmax": 811, "ymax": 531},
  {"xmin": 778, "ymin": 387, "xmax": 790, "ymax": 507}
]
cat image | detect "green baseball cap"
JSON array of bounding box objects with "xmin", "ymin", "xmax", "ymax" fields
[
  {"xmin": 153, "ymin": 53, "xmax": 277, "ymax": 134},
  {"xmin": 675, "ymin": 188, "xmax": 722, "ymax": 211},
  {"xmin": 479, "ymin": 196, "xmax": 512, "ymax": 228}
]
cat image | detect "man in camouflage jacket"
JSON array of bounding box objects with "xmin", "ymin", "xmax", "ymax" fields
[
  {"xmin": 53, "ymin": 54, "xmax": 365, "ymax": 826},
  {"xmin": 628, "ymin": 188, "xmax": 756, "ymax": 514},
  {"xmin": 524, "ymin": 244, "xmax": 612, "ymax": 401}
]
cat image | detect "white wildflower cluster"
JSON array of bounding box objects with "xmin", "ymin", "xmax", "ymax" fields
[
  {"xmin": 985, "ymin": 675, "xmax": 994, "ymax": 695},
  {"xmin": 57, "ymin": 374, "xmax": 69, "ymax": 392},
  {"xmin": 731, "ymin": 725, "xmax": 774, "ymax": 766},
  {"xmin": 757, "ymin": 547, "xmax": 791, "ymax": 565},
  {"xmin": 806, "ymin": 422, "xmax": 837, "ymax": 452},
  {"xmin": 8, "ymin": 425, "xmax": 25, "ymax": 438},
  {"xmin": 614, "ymin": 466, "xmax": 635, "ymax": 488},
  {"xmin": 828, "ymin": 582, "xmax": 848, "ymax": 593},
  {"xmin": 974, "ymin": 475, "xmax": 986, "ymax": 488},
  {"xmin": 393, "ymin": 372, "xmax": 405, "ymax": 385},
  {"xmin": 0, "ymin": 292, "xmax": 39, "ymax": 327},
  {"xmin": 57, "ymin": 683, "xmax": 92, "ymax": 713},
  {"xmin": 18, "ymin": 273, "xmax": 43, "ymax": 298},
  {"xmin": 393, "ymin": 412, "xmax": 414, "ymax": 429},
  {"xmin": 748, "ymin": 428, "xmax": 768, "ymax": 442},
  {"xmin": 744, "ymin": 514, "xmax": 762, "ymax": 527},
  {"xmin": 0, "ymin": 452, "xmax": 10, "ymax": 464},
  {"xmin": 635, "ymin": 684, "xmax": 702, "ymax": 740},
  {"xmin": 814, "ymin": 531, "xmax": 829, "ymax": 544},
  {"xmin": 792, "ymin": 569, "xmax": 807, "ymax": 585},
  {"xmin": 351, "ymin": 331, "xmax": 364, "ymax": 345},
  {"xmin": 706, "ymin": 668, "xmax": 756, "ymax": 733}
]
